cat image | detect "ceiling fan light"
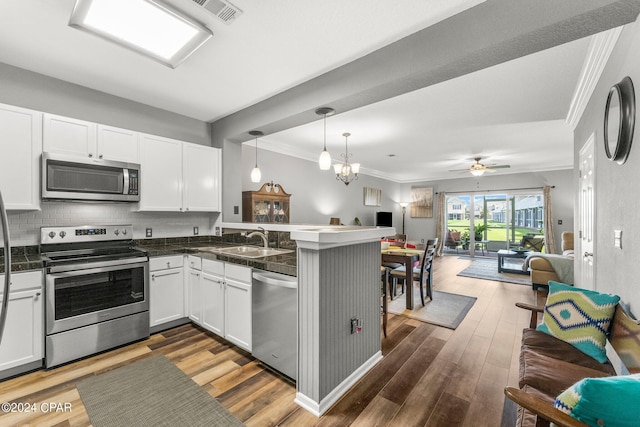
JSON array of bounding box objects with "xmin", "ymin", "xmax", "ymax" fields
[
  {"xmin": 319, "ymin": 150, "xmax": 332, "ymax": 170},
  {"xmin": 470, "ymin": 169, "xmax": 485, "ymax": 177}
]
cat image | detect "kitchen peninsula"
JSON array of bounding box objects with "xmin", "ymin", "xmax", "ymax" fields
[{"xmin": 225, "ymin": 223, "xmax": 392, "ymax": 416}]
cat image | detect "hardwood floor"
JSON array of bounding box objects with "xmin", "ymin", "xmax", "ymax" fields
[{"xmin": 0, "ymin": 255, "xmax": 538, "ymax": 427}]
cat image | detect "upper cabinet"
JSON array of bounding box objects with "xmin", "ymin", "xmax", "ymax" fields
[
  {"xmin": 183, "ymin": 143, "xmax": 221, "ymax": 212},
  {"xmin": 43, "ymin": 114, "xmax": 139, "ymax": 163},
  {"xmin": 139, "ymin": 134, "xmax": 221, "ymax": 212},
  {"xmin": 0, "ymin": 103, "xmax": 42, "ymax": 210}
]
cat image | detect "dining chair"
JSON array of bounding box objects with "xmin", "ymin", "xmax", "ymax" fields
[
  {"xmin": 380, "ymin": 266, "xmax": 389, "ymax": 337},
  {"xmin": 390, "ymin": 239, "xmax": 437, "ymax": 306}
]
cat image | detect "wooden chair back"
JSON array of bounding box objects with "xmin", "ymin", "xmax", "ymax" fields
[{"xmin": 610, "ymin": 304, "xmax": 640, "ymax": 374}]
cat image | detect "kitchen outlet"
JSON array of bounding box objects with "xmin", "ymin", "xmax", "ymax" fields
[
  {"xmin": 215, "ymin": 226, "xmax": 221, "ymax": 236},
  {"xmin": 350, "ymin": 317, "xmax": 362, "ymax": 334},
  {"xmin": 145, "ymin": 228, "xmax": 152, "ymax": 238},
  {"xmin": 234, "ymin": 205, "xmax": 239, "ymax": 215},
  {"xmin": 558, "ymin": 219, "xmax": 563, "ymax": 225},
  {"xmin": 193, "ymin": 226, "xmax": 199, "ymax": 235}
]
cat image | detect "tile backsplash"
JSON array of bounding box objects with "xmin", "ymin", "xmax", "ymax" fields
[{"xmin": 6, "ymin": 202, "xmax": 220, "ymax": 246}]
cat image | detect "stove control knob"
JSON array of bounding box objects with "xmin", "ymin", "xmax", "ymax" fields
[
  {"xmin": 122, "ymin": 229, "xmax": 127, "ymax": 235},
  {"xmin": 114, "ymin": 229, "xmax": 120, "ymax": 236},
  {"xmin": 48, "ymin": 231, "xmax": 56, "ymax": 239},
  {"xmin": 59, "ymin": 231, "xmax": 66, "ymax": 239}
]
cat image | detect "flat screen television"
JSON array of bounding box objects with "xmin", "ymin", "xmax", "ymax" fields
[{"xmin": 376, "ymin": 211, "xmax": 392, "ymax": 227}]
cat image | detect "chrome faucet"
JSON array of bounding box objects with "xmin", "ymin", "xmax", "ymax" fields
[{"xmin": 245, "ymin": 227, "xmax": 269, "ymax": 248}]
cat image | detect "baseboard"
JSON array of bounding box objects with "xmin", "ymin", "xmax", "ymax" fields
[{"xmin": 294, "ymin": 350, "xmax": 383, "ymax": 416}]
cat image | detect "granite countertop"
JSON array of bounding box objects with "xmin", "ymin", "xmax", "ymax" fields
[
  {"xmin": 137, "ymin": 240, "xmax": 297, "ymax": 277},
  {"xmin": 0, "ymin": 246, "xmax": 43, "ymax": 274},
  {"xmin": 0, "ymin": 240, "xmax": 297, "ymax": 277}
]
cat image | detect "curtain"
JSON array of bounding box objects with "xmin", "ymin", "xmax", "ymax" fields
[
  {"xmin": 543, "ymin": 185, "xmax": 557, "ymax": 254},
  {"xmin": 435, "ymin": 192, "xmax": 446, "ymax": 256}
]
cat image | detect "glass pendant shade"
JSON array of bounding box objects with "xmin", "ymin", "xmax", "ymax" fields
[
  {"xmin": 470, "ymin": 169, "xmax": 485, "ymax": 177},
  {"xmin": 315, "ymin": 107, "xmax": 335, "ymax": 171},
  {"xmin": 319, "ymin": 149, "xmax": 332, "ymax": 170},
  {"xmin": 251, "ymin": 166, "xmax": 261, "ymax": 182},
  {"xmin": 249, "ymin": 130, "xmax": 263, "ymax": 183}
]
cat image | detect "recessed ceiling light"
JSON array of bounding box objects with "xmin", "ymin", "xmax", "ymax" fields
[{"xmin": 69, "ymin": 0, "xmax": 213, "ymax": 68}]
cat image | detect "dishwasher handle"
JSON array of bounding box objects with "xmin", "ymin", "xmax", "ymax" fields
[{"xmin": 253, "ymin": 272, "xmax": 297, "ymax": 289}]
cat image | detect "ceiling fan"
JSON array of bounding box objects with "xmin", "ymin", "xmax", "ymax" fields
[{"xmin": 449, "ymin": 157, "xmax": 510, "ymax": 176}]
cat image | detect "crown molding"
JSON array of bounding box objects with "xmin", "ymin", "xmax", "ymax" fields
[{"xmin": 566, "ymin": 26, "xmax": 623, "ymax": 129}]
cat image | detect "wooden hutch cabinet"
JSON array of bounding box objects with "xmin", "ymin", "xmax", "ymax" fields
[{"xmin": 242, "ymin": 182, "xmax": 291, "ymax": 223}]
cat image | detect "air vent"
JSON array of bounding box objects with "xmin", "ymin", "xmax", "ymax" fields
[{"xmin": 192, "ymin": 0, "xmax": 242, "ymax": 24}]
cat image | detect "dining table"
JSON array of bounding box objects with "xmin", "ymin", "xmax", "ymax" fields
[{"xmin": 381, "ymin": 246, "xmax": 423, "ymax": 310}]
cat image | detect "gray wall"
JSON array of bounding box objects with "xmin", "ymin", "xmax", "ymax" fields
[
  {"xmin": 243, "ymin": 146, "xmax": 573, "ymax": 250},
  {"xmin": 241, "ymin": 145, "xmax": 402, "ymax": 228},
  {"xmin": 0, "ymin": 62, "xmax": 211, "ymax": 145},
  {"xmin": 574, "ymin": 17, "xmax": 640, "ymax": 311}
]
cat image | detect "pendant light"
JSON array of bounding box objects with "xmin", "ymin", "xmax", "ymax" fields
[
  {"xmin": 315, "ymin": 107, "xmax": 335, "ymax": 170},
  {"xmin": 249, "ymin": 130, "xmax": 263, "ymax": 183},
  {"xmin": 333, "ymin": 132, "xmax": 360, "ymax": 185}
]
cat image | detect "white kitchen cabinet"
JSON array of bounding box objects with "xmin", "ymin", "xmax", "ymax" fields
[
  {"xmin": 139, "ymin": 134, "xmax": 183, "ymax": 211},
  {"xmin": 201, "ymin": 271, "xmax": 225, "ymax": 336},
  {"xmin": 43, "ymin": 114, "xmax": 139, "ymax": 163},
  {"xmin": 187, "ymin": 255, "xmax": 202, "ymax": 325},
  {"xmin": 183, "ymin": 143, "xmax": 221, "ymax": 212},
  {"xmin": 224, "ymin": 275, "xmax": 252, "ymax": 351},
  {"xmin": 198, "ymin": 260, "xmax": 251, "ymax": 351},
  {"xmin": 96, "ymin": 124, "xmax": 139, "ymax": 162},
  {"xmin": 0, "ymin": 271, "xmax": 43, "ymax": 373},
  {"xmin": 149, "ymin": 255, "xmax": 184, "ymax": 328},
  {"xmin": 0, "ymin": 103, "xmax": 42, "ymax": 210},
  {"xmin": 139, "ymin": 133, "xmax": 221, "ymax": 212},
  {"xmin": 200, "ymin": 259, "xmax": 224, "ymax": 336}
]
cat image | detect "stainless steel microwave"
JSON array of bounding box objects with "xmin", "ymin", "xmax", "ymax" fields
[{"xmin": 42, "ymin": 152, "xmax": 140, "ymax": 202}]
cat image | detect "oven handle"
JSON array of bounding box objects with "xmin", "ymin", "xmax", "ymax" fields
[{"xmin": 46, "ymin": 256, "xmax": 149, "ymax": 274}]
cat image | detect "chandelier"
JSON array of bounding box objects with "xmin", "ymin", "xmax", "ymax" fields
[{"xmin": 333, "ymin": 132, "xmax": 360, "ymax": 185}]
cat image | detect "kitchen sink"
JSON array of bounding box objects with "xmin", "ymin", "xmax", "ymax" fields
[{"xmin": 200, "ymin": 246, "xmax": 294, "ymax": 258}]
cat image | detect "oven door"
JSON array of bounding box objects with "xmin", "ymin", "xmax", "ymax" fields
[{"xmin": 45, "ymin": 260, "xmax": 149, "ymax": 335}]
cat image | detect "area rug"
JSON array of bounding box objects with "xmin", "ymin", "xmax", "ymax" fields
[
  {"xmin": 500, "ymin": 396, "xmax": 518, "ymax": 427},
  {"xmin": 457, "ymin": 258, "xmax": 531, "ymax": 286},
  {"xmin": 76, "ymin": 354, "xmax": 245, "ymax": 427},
  {"xmin": 387, "ymin": 287, "xmax": 476, "ymax": 329}
]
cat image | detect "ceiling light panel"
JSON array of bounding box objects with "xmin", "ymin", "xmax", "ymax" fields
[{"xmin": 69, "ymin": 0, "xmax": 213, "ymax": 68}]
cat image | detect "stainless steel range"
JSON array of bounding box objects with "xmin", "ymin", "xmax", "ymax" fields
[{"xmin": 41, "ymin": 225, "xmax": 149, "ymax": 368}]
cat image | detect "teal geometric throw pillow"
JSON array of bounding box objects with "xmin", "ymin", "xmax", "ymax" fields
[
  {"xmin": 536, "ymin": 281, "xmax": 620, "ymax": 363},
  {"xmin": 555, "ymin": 374, "xmax": 640, "ymax": 426}
]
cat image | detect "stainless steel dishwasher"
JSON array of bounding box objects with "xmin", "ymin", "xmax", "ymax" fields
[{"xmin": 252, "ymin": 270, "xmax": 297, "ymax": 380}]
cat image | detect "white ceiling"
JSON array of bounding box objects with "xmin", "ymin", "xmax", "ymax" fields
[{"xmin": 0, "ymin": 0, "xmax": 599, "ymax": 182}]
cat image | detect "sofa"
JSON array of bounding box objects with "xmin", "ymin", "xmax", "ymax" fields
[
  {"xmin": 528, "ymin": 231, "xmax": 574, "ymax": 289},
  {"xmin": 505, "ymin": 286, "xmax": 640, "ymax": 427}
]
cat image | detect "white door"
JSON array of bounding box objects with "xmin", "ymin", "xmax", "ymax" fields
[
  {"xmin": 0, "ymin": 289, "xmax": 43, "ymax": 371},
  {"xmin": 187, "ymin": 269, "xmax": 202, "ymax": 325},
  {"xmin": 139, "ymin": 134, "xmax": 183, "ymax": 211},
  {"xmin": 224, "ymin": 278, "xmax": 252, "ymax": 351},
  {"xmin": 579, "ymin": 134, "xmax": 596, "ymax": 289},
  {"xmin": 43, "ymin": 114, "xmax": 96, "ymax": 157}
]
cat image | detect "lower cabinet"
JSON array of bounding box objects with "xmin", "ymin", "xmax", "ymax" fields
[
  {"xmin": 0, "ymin": 270, "xmax": 44, "ymax": 374},
  {"xmin": 223, "ymin": 264, "xmax": 252, "ymax": 351},
  {"xmin": 149, "ymin": 256, "xmax": 184, "ymax": 328},
  {"xmin": 191, "ymin": 259, "xmax": 252, "ymax": 351}
]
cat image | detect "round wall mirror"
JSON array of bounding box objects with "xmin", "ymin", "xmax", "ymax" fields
[{"xmin": 604, "ymin": 76, "xmax": 635, "ymax": 165}]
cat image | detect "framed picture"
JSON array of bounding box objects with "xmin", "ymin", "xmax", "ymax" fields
[
  {"xmin": 410, "ymin": 187, "xmax": 433, "ymax": 218},
  {"xmin": 363, "ymin": 187, "xmax": 382, "ymax": 206}
]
